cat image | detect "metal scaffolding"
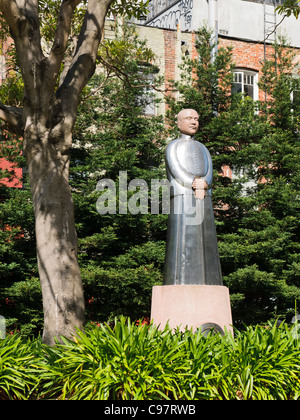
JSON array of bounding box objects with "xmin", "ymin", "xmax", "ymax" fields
[{"xmin": 263, "ymin": 0, "xmax": 278, "ymax": 100}]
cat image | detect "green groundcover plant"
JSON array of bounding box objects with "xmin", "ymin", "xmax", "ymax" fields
[{"xmin": 0, "ymin": 317, "xmax": 299, "ymax": 400}]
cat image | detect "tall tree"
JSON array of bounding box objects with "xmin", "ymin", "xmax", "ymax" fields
[{"xmin": 0, "ymin": 0, "xmax": 148, "ymax": 345}]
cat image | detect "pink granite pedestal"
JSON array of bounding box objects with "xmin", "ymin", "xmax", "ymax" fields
[{"xmin": 151, "ymin": 285, "xmax": 233, "ymax": 335}]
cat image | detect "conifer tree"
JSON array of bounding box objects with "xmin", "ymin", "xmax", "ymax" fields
[
  {"xmin": 70, "ymin": 23, "xmax": 167, "ymax": 323},
  {"xmin": 167, "ymin": 29, "xmax": 300, "ymax": 325}
]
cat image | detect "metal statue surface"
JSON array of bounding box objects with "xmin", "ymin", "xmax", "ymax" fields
[{"xmin": 163, "ymin": 109, "xmax": 223, "ymax": 286}]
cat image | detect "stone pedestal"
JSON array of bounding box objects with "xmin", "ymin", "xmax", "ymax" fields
[{"xmin": 151, "ymin": 285, "xmax": 233, "ymax": 335}]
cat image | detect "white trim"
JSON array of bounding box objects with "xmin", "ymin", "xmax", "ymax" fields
[{"xmin": 232, "ymin": 69, "xmax": 259, "ymax": 101}]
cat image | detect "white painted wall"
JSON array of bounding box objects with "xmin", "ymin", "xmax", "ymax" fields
[
  {"xmin": 218, "ymin": 0, "xmax": 300, "ymax": 47},
  {"xmin": 143, "ymin": 0, "xmax": 300, "ymax": 47}
]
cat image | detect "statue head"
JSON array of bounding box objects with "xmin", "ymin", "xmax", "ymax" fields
[{"xmin": 177, "ymin": 109, "xmax": 199, "ymax": 136}]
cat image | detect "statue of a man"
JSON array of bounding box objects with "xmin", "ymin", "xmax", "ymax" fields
[{"xmin": 163, "ymin": 109, "xmax": 223, "ymax": 286}]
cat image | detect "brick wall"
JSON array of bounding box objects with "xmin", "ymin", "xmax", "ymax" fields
[
  {"xmin": 0, "ymin": 156, "xmax": 23, "ymax": 188},
  {"xmin": 163, "ymin": 30, "xmax": 177, "ymax": 93},
  {"xmin": 137, "ymin": 25, "xmax": 300, "ymax": 116},
  {"xmin": 219, "ymin": 36, "xmax": 300, "ymax": 101},
  {"xmin": 138, "ymin": 23, "xmax": 300, "ymax": 112},
  {"xmin": 219, "ymin": 37, "xmax": 269, "ymax": 101}
]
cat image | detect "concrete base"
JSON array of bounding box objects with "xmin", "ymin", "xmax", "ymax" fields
[{"xmin": 151, "ymin": 285, "xmax": 233, "ymax": 335}]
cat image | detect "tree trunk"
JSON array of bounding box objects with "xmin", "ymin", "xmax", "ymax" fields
[
  {"xmin": 0, "ymin": 0, "xmax": 115, "ymax": 345},
  {"xmin": 25, "ymin": 122, "xmax": 85, "ymax": 345}
]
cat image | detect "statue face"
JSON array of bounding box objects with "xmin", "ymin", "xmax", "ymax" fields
[{"xmin": 177, "ymin": 109, "xmax": 199, "ymax": 136}]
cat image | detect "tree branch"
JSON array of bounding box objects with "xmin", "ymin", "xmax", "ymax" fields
[
  {"xmin": 0, "ymin": 0, "xmax": 44, "ymax": 109},
  {"xmin": 46, "ymin": 0, "xmax": 81, "ymax": 91},
  {"xmin": 0, "ymin": 0, "xmax": 24, "ymax": 38},
  {"xmin": 97, "ymin": 51, "xmax": 168, "ymax": 94},
  {"xmin": 0, "ymin": 102, "xmax": 24, "ymax": 135},
  {"xmin": 264, "ymin": 14, "xmax": 287, "ymax": 43},
  {"xmin": 57, "ymin": 0, "xmax": 114, "ymax": 128}
]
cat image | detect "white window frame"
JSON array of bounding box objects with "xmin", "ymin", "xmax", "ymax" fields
[
  {"xmin": 142, "ymin": 72, "xmax": 156, "ymax": 116},
  {"xmin": 291, "ymin": 88, "xmax": 300, "ymax": 105},
  {"xmin": 232, "ymin": 69, "xmax": 259, "ymax": 101},
  {"xmin": 137, "ymin": 66, "xmax": 158, "ymax": 116},
  {"xmin": 0, "ymin": 55, "xmax": 6, "ymax": 81}
]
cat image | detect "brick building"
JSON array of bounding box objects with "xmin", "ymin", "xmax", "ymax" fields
[
  {"xmin": 133, "ymin": 24, "xmax": 199, "ymax": 115},
  {"xmin": 131, "ymin": 0, "xmax": 300, "ymax": 114},
  {"xmin": 1, "ymin": 0, "xmax": 300, "ymax": 175},
  {"xmin": 129, "ymin": 0, "xmax": 300, "ymax": 183}
]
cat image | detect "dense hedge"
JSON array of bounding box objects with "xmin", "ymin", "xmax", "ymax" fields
[{"xmin": 0, "ymin": 318, "xmax": 299, "ymax": 400}]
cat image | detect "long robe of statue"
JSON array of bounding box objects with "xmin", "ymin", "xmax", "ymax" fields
[{"xmin": 163, "ymin": 109, "xmax": 223, "ymax": 286}]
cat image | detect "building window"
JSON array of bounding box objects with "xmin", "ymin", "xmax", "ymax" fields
[
  {"xmin": 0, "ymin": 55, "xmax": 6, "ymax": 82},
  {"xmin": 232, "ymin": 69, "xmax": 259, "ymax": 101},
  {"xmin": 291, "ymin": 89, "xmax": 300, "ymax": 127},
  {"xmin": 137, "ymin": 65, "xmax": 159, "ymax": 116},
  {"xmin": 292, "ymin": 89, "xmax": 300, "ymax": 108}
]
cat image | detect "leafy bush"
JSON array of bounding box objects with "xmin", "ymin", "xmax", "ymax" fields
[
  {"xmin": 0, "ymin": 334, "xmax": 39, "ymax": 399},
  {"xmin": 0, "ymin": 318, "xmax": 299, "ymax": 400}
]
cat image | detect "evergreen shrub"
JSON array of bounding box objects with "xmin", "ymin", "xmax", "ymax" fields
[{"xmin": 0, "ymin": 317, "xmax": 299, "ymax": 400}]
